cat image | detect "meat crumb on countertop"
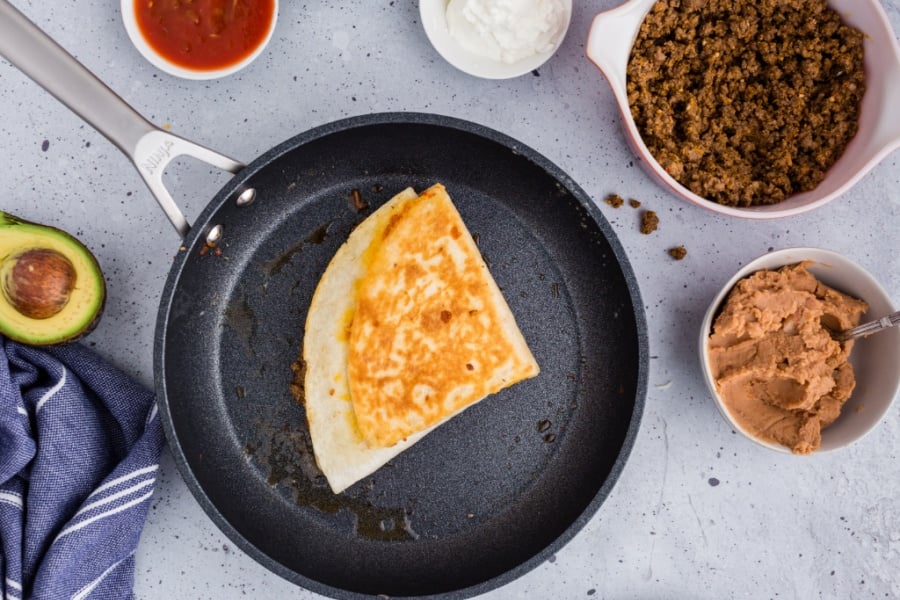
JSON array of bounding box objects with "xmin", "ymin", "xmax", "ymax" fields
[
  {"xmin": 604, "ymin": 193, "xmax": 624, "ymax": 208},
  {"xmin": 628, "ymin": 198, "xmax": 641, "ymax": 208},
  {"xmin": 668, "ymin": 245, "xmax": 687, "ymax": 260},
  {"xmin": 640, "ymin": 210, "xmax": 659, "ymax": 234}
]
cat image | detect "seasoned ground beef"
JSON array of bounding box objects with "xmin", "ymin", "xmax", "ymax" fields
[
  {"xmin": 626, "ymin": 0, "xmax": 865, "ymax": 207},
  {"xmin": 605, "ymin": 193, "xmax": 625, "ymax": 208},
  {"xmin": 640, "ymin": 210, "xmax": 659, "ymax": 234}
]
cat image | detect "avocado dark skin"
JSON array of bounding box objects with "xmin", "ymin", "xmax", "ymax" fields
[{"xmin": 0, "ymin": 211, "xmax": 106, "ymax": 345}]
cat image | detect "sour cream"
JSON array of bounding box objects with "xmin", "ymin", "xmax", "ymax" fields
[{"xmin": 445, "ymin": 0, "xmax": 567, "ymax": 65}]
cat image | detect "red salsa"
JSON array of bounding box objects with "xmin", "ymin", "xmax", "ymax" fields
[{"xmin": 135, "ymin": 0, "xmax": 276, "ymax": 71}]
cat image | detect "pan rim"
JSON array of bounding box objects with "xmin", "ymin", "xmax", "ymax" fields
[{"xmin": 153, "ymin": 111, "xmax": 649, "ymax": 599}]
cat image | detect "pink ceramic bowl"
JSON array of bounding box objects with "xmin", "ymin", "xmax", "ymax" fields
[{"xmin": 586, "ymin": 0, "xmax": 900, "ymax": 219}]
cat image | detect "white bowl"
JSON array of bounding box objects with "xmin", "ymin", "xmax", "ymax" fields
[
  {"xmin": 420, "ymin": 0, "xmax": 572, "ymax": 79},
  {"xmin": 586, "ymin": 0, "xmax": 900, "ymax": 219},
  {"xmin": 121, "ymin": 0, "xmax": 278, "ymax": 80},
  {"xmin": 698, "ymin": 248, "xmax": 900, "ymax": 453}
]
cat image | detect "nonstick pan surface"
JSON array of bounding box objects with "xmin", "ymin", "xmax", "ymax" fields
[{"xmin": 155, "ymin": 112, "xmax": 648, "ymax": 599}]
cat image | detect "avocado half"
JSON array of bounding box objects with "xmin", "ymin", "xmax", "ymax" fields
[{"xmin": 0, "ymin": 211, "xmax": 106, "ymax": 345}]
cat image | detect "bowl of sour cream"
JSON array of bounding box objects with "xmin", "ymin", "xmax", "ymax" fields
[{"xmin": 420, "ymin": 0, "xmax": 572, "ymax": 79}]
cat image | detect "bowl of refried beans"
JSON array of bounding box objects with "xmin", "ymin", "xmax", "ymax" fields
[
  {"xmin": 586, "ymin": 0, "xmax": 900, "ymax": 218},
  {"xmin": 699, "ymin": 248, "xmax": 899, "ymax": 454}
]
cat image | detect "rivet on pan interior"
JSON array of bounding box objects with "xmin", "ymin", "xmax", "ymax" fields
[
  {"xmin": 236, "ymin": 188, "xmax": 257, "ymax": 206},
  {"xmin": 206, "ymin": 224, "xmax": 224, "ymax": 247}
]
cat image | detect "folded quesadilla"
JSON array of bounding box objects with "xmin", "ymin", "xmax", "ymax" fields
[{"xmin": 302, "ymin": 184, "xmax": 539, "ymax": 493}]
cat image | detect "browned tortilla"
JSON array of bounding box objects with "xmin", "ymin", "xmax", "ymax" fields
[{"xmin": 347, "ymin": 184, "xmax": 539, "ymax": 448}]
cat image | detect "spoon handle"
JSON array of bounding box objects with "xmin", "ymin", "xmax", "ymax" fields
[{"xmin": 837, "ymin": 310, "xmax": 900, "ymax": 342}]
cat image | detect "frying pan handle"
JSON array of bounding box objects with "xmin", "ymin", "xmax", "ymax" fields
[
  {"xmin": 0, "ymin": 0, "xmax": 245, "ymax": 238},
  {"xmin": 133, "ymin": 130, "xmax": 244, "ymax": 238}
]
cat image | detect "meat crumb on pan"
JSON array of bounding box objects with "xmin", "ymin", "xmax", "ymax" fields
[
  {"xmin": 626, "ymin": 0, "xmax": 865, "ymax": 207},
  {"xmin": 640, "ymin": 210, "xmax": 659, "ymax": 234},
  {"xmin": 350, "ymin": 188, "xmax": 369, "ymax": 212},
  {"xmin": 668, "ymin": 245, "xmax": 687, "ymax": 260}
]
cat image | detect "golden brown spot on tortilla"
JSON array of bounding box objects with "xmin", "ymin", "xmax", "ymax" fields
[
  {"xmin": 382, "ymin": 213, "xmax": 405, "ymax": 240},
  {"xmin": 338, "ymin": 307, "xmax": 355, "ymax": 342},
  {"xmin": 405, "ymin": 263, "xmax": 426, "ymax": 281}
]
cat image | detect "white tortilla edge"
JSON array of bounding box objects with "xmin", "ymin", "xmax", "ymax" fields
[{"xmin": 302, "ymin": 188, "xmax": 432, "ymax": 493}]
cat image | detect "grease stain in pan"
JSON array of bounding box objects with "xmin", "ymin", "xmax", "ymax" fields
[
  {"xmin": 262, "ymin": 220, "xmax": 333, "ymax": 277},
  {"xmin": 252, "ymin": 422, "xmax": 420, "ymax": 542},
  {"xmin": 225, "ymin": 221, "xmax": 333, "ymax": 356},
  {"xmin": 224, "ymin": 293, "xmax": 256, "ymax": 356}
]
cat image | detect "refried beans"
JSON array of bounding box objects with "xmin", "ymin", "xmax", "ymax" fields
[{"xmin": 708, "ymin": 262, "xmax": 867, "ymax": 454}]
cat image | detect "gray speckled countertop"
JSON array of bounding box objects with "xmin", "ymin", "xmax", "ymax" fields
[{"xmin": 2, "ymin": 1, "xmax": 899, "ymax": 599}]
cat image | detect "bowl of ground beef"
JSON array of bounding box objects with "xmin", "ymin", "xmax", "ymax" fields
[{"xmin": 586, "ymin": 0, "xmax": 900, "ymax": 218}]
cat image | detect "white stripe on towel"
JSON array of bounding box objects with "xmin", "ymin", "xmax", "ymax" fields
[
  {"xmin": 55, "ymin": 491, "xmax": 154, "ymax": 542},
  {"xmin": 72, "ymin": 479, "xmax": 155, "ymax": 519},
  {"xmin": 5, "ymin": 578, "xmax": 22, "ymax": 591},
  {"xmin": 16, "ymin": 406, "xmax": 27, "ymax": 417},
  {"xmin": 70, "ymin": 553, "xmax": 132, "ymax": 600},
  {"xmin": 145, "ymin": 403, "xmax": 158, "ymax": 426},
  {"xmin": 85, "ymin": 465, "xmax": 158, "ymax": 501},
  {"xmin": 35, "ymin": 367, "xmax": 67, "ymax": 413},
  {"xmin": 0, "ymin": 492, "xmax": 24, "ymax": 509}
]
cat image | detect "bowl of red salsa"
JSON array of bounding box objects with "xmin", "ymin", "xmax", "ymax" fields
[{"xmin": 122, "ymin": 0, "xmax": 278, "ymax": 79}]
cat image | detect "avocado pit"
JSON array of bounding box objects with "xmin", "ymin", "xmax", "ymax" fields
[{"xmin": 2, "ymin": 248, "xmax": 77, "ymax": 319}]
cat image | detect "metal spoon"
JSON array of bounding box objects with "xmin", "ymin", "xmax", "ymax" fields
[{"xmin": 834, "ymin": 310, "xmax": 900, "ymax": 342}]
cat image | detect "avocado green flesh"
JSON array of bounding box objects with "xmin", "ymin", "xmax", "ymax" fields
[{"xmin": 0, "ymin": 212, "xmax": 106, "ymax": 345}]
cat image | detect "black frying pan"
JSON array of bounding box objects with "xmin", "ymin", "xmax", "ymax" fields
[{"xmin": 0, "ymin": 3, "xmax": 648, "ymax": 598}]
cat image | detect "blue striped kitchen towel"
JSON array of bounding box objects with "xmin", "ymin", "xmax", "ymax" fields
[{"xmin": 0, "ymin": 338, "xmax": 165, "ymax": 600}]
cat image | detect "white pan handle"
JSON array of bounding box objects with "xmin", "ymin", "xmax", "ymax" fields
[{"xmin": 0, "ymin": 0, "xmax": 244, "ymax": 238}]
